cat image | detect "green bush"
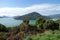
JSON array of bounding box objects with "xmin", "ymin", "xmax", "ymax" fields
[
  {"xmin": 23, "ymin": 30, "xmax": 60, "ymax": 40},
  {"xmin": 0, "ymin": 24, "xmax": 7, "ymax": 32},
  {"xmin": 56, "ymin": 19, "xmax": 60, "ymax": 30},
  {"xmin": 35, "ymin": 18, "xmax": 45, "ymax": 25},
  {"xmin": 43, "ymin": 20, "xmax": 59, "ymax": 30},
  {"xmin": 0, "ymin": 32, "xmax": 6, "ymax": 40}
]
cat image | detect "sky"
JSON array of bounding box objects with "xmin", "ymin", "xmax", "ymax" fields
[{"xmin": 0, "ymin": 0, "xmax": 60, "ymax": 16}]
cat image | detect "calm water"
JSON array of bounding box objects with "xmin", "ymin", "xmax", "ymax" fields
[{"xmin": 0, "ymin": 18, "xmax": 35, "ymax": 27}]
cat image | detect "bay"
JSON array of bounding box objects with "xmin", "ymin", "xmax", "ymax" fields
[{"xmin": 0, "ymin": 18, "xmax": 35, "ymax": 27}]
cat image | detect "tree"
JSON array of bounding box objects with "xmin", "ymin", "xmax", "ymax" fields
[
  {"xmin": 35, "ymin": 18, "xmax": 45, "ymax": 25},
  {"xmin": 56, "ymin": 19, "xmax": 60, "ymax": 30},
  {"xmin": 0, "ymin": 24, "xmax": 7, "ymax": 32},
  {"xmin": 43, "ymin": 20, "xmax": 59, "ymax": 30},
  {"xmin": 35, "ymin": 18, "xmax": 46, "ymax": 33},
  {"xmin": 35, "ymin": 18, "xmax": 46, "ymax": 30},
  {"xmin": 19, "ymin": 19, "xmax": 29, "ymax": 33}
]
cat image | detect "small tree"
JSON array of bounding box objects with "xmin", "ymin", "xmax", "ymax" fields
[
  {"xmin": 43, "ymin": 20, "xmax": 59, "ymax": 30},
  {"xmin": 0, "ymin": 24, "xmax": 7, "ymax": 32},
  {"xmin": 19, "ymin": 19, "xmax": 30, "ymax": 33},
  {"xmin": 35, "ymin": 18, "xmax": 45, "ymax": 25},
  {"xmin": 35, "ymin": 18, "xmax": 46, "ymax": 30},
  {"xmin": 56, "ymin": 19, "xmax": 60, "ymax": 30},
  {"xmin": 35, "ymin": 18, "xmax": 46, "ymax": 33}
]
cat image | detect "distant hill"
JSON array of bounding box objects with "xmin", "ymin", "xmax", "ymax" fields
[
  {"xmin": 49, "ymin": 14, "xmax": 60, "ymax": 19},
  {"xmin": 0, "ymin": 16, "xmax": 10, "ymax": 18},
  {"xmin": 14, "ymin": 12, "xmax": 50, "ymax": 20}
]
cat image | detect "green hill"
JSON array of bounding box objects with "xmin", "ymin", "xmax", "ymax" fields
[{"xmin": 14, "ymin": 12, "xmax": 50, "ymax": 20}]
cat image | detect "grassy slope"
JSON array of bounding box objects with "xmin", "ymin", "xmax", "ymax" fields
[{"xmin": 23, "ymin": 30, "xmax": 60, "ymax": 40}]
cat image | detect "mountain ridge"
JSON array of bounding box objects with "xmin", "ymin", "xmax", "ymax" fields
[
  {"xmin": 14, "ymin": 12, "xmax": 50, "ymax": 20},
  {"xmin": 48, "ymin": 14, "xmax": 60, "ymax": 19}
]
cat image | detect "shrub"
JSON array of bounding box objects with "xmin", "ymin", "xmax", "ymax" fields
[
  {"xmin": 43, "ymin": 20, "xmax": 59, "ymax": 30},
  {"xmin": 0, "ymin": 24, "xmax": 7, "ymax": 32}
]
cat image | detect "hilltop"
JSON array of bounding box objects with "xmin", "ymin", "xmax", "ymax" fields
[{"xmin": 14, "ymin": 12, "xmax": 50, "ymax": 20}]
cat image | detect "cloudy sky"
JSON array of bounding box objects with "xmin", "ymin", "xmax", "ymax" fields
[{"xmin": 0, "ymin": 0, "xmax": 60, "ymax": 16}]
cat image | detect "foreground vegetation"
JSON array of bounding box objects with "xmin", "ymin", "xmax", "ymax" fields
[
  {"xmin": 0, "ymin": 18, "xmax": 60, "ymax": 40},
  {"xmin": 23, "ymin": 30, "xmax": 60, "ymax": 40}
]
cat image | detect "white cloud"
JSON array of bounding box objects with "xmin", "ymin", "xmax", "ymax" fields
[{"xmin": 0, "ymin": 4, "xmax": 60, "ymax": 16}]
